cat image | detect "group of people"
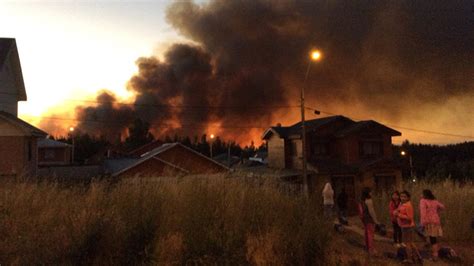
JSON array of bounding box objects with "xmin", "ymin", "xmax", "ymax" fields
[{"xmin": 322, "ymin": 182, "xmax": 446, "ymax": 263}]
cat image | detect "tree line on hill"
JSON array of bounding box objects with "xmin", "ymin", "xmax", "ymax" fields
[
  {"xmin": 393, "ymin": 140, "xmax": 474, "ymax": 182},
  {"xmin": 54, "ymin": 119, "xmax": 264, "ymax": 164}
]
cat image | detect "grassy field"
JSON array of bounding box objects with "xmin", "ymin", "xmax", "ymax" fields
[
  {"xmin": 1, "ymin": 175, "xmax": 472, "ymax": 265},
  {"xmin": 373, "ymin": 180, "xmax": 474, "ymax": 242},
  {"xmin": 0, "ymin": 175, "xmax": 332, "ymax": 265}
]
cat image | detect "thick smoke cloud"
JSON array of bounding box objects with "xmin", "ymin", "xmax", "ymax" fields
[{"xmin": 74, "ymin": 0, "xmax": 474, "ymax": 143}]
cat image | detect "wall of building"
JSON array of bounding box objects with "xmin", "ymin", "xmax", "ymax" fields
[
  {"xmin": 0, "ymin": 136, "xmax": 38, "ymax": 177},
  {"xmin": 38, "ymin": 147, "xmax": 71, "ymax": 166},
  {"xmin": 289, "ymin": 139, "xmax": 303, "ymax": 169},
  {"xmin": 266, "ymin": 135, "xmax": 285, "ymax": 168},
  {"xmin": 0, "ymin": 58, "xmax": 19, "ymax": 116},
  {"xmin": 0, "ymin": 119, "xmax": 24, "ymax": 136}
]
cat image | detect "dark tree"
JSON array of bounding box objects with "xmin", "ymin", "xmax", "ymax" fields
[{"xmin": 124, "ymin": 119, "xmax": 154, "ymax": 152}]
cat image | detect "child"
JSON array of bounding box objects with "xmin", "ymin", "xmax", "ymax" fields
[
  {"xmin": 389, "ymin": 191, "xmax": 402, "ymax": 246},
  {"xmin": 358, "ymin": 187, "xmax": 379, "ymax": 256},
  {"xmin": 394, "ymin": 190, "xmax": 422, "ymax": 263},
  {"xmin": 420, "ymin": 189, "xmax": 445, "ymax": 261}
]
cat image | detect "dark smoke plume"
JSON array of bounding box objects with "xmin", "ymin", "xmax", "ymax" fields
[{"xmin": 74, "ymin": 0, "xmax": 474, "ymax": 143}]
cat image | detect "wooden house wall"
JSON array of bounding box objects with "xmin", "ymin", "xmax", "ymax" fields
[
  {"xmin": 266, "ymin": 135, "xmax": 285, "ymax": 168},
  {"xmin": 38, "ymin": 147, "xmax": 71, "ymax": 166},
  {"xmin": 0, "ymin": 136, "xmax": 38, "ymax": 176}
]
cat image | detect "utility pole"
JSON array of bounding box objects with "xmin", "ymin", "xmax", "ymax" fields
[
  {"xmin": 301, "ymin": 63, "xmax": 310, "ymax": 196},
  {"xmin": 301, "ymin": 50, "xmax": 322, "ymax": 196}
]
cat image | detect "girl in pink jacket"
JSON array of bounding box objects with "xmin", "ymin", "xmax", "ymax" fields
[{"xmin": 420, "ymin": 189, "xmax": 445, "ymax": 261}]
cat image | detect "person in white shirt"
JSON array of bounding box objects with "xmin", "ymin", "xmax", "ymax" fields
[{"xmin": 322, "ymin": 182, "xmax": 334, "ymax": 219}]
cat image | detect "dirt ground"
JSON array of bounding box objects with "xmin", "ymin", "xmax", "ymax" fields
[{"xmin": 328, "ymin": 219, "xmax": 474, "ymax": 265}]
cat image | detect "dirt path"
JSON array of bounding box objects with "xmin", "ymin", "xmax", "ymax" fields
[{"xmin": 329, "ymin": 218, "xmax": 474, "ymax": 265}]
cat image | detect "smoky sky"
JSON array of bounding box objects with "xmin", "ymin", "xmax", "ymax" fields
[{"xmin": 74, "ymin": 0, "xmax": 474, "ymax": 141}]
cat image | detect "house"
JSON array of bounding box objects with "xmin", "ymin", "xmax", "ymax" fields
[
  {"xmin": 0, "ymin": 38, "xmax": 26, "ymax": 116},
  {"xmin": 104, "ymin": 142, "xmax": 229, "ymax": 178},
  {"xmin": 0, "ymin": 38, "xmax": 48, "ymax": 177},
  {"xmin": 0, "ymin": 111, "xmax": 47, "ymax": 177},
  {"xmin": 262, "ymin": 115, "xmax": 402, "ymax": 212},
  {"xmin": 38, "ymin": 138, "xmax": 72, "ymax": 166}
]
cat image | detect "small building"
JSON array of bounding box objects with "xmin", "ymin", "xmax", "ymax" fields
[
  {"xmin": 0, "ymin": 111, "xmax": 47, "ymax": 177},
  {"xmin": 38, "ymin": 138, "xmax": 72, "ymax": 166},
  {"xmin": 0, "ymin": 38, "xmax": 48, "ymax": 177},
  {"xmin": 105, "ymin": 142, "xmax": 229, "ymax": 178},
  {"xmin": 262, "ymin": 115, "xmax": 402, "ymax": 213}
]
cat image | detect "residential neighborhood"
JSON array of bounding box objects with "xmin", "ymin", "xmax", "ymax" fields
[{"xmin": 1, "ymin": 1, "xmax": 474, "ymax": 263}]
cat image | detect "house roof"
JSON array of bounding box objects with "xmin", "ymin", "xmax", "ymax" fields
[
  {"xmin": 335, "ymin": 120, "xmax": 401, "ymax": 137},
  {"xmin": 262, "ymin": 115, "xmax": 401, "ymax": 140},
  {"xmin": 38, "ymin": 138, "xmax": 72, "ymax": 148},
  {"xmin": 0, "ymin": 38, "xmax": 26, "ymax": 101},
  {"xmin": 262, "ymin": 115, "xmax": 354, "ymax": 140},
  {"xmin": 0, "ymin": 111, "xmax": 48, "ymax": 137},
  {"xmin": 108, "ymin": 142, "xmax": 229, "ymax": 177},
  {"xmin": 128, "ymin": 140, "xmax": 163, "ymax": 157}
]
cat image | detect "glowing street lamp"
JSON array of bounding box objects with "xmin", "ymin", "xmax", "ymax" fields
[
  {"xmin": 210, "ymin": 134, "xmax": 215, "ymax": 158},
  {"xmin": 69, "ymin": 127, "xmax": 75, "ymax": 164},
  {"xmin": 301, "ymin": 49, "xmax": 323, "ymax": 196},
  {"xmin": 400, "ymin": 150, "xmax": 415, "ymax": 181},
  {"xmin": 311, "ymin": 50, "xmax": 322, "ymax": 61}
]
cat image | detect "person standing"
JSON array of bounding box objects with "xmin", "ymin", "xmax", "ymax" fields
[
  {"xmin": 337, "ymin": 187, "xmax": 348, "ymax": 223},
  {"xmin": 389, "ymin": 191, "xmax": 402, "ymax": 246},
  {"xmin": 394, "ymin": 190, "xmax": 422, "ymax": 263},
  {"xmin": 420, "ymin": 189, "xmax": 445, "ymax": 261},
  {"xmin": 322, "ymin": 182, "xmax": 334, "ymax": 219},
  {"xmin": 358, "ymin": 187, "xmax": 379, "ymax": 256}
]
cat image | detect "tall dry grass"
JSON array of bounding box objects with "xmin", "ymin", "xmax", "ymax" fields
[
  {"xmin": 0, "ymin": 175, "xmax": 332, "ymax": 265},
  {"xmin": 373, "ymin": 180, "xmax": 474, "ymax": 241}
]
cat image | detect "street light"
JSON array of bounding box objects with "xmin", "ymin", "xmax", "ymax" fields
[
  {"xmin": 69, "ymin": 127, "xmax": 75, "ymax": 164},
  {"xmin": 400, "ymin": 150, "xmax": 415, "ymax": 182},
  {"xmin": 210, "ymin": 134, "xmax": 215, "ymax": 158},
  {"xmin": 301, "ymin": 49, "xmax": 323, "ymax": 196}
]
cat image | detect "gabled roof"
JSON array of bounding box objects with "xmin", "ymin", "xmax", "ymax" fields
[
  {"xmin": 335, "ymin": 120, "xmax": 401, "ymax": 137},
  {"xmin": 38, "ymin": 138, "xmax": 72, "ymax": 148},
  {"xmin": 0, "ymin": 111, "xmax": 47, "ymax": 137},
  {"xmin": 262, "ymin": 115, "xmax": 354, "ymax": 140},
  {"xmin": 0, "ymin": 38, "xmax": 26, "ymax": 101},
  {"xmin": 128, "ymin": 140, "xmax": 163, "ymax": 157},
  {"xmin": 263, "ymin": 115, "xmax": 402, "ymax": 140},
  {"xmin": 109, "ymin": 142, "xmax": 230, "ymax": 177}
]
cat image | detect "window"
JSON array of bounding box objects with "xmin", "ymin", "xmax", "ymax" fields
[{"xmin": 360, "ymin": 141, "xmax": 383, "ymax": 157}]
